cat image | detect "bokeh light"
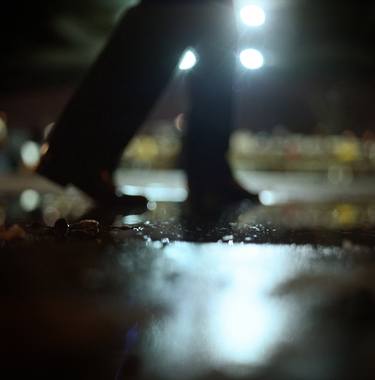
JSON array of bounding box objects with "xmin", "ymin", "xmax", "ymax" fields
[
  {"xmin": 21, "ymin": 141, "xmax": 40, "ymax": 168},
  {"xmin": 20, "ymin": 189, "xmax": 41, "ymax": 212},
  {"xmin": 332, "ymin": 204, "xmax": 359, "ymax": 227},
  {"xmin": 240, "ymin": 49, "xmax": 264, "ymax": 70},
  {"xmin": 240, "ymin": 4, "xmax": 266, "ymax": 27},
  {"xmin": 43, "ymin": 206, "xmax": 61, "ymax": 226},
  {"xmin": 147, "ymin": 201, "xmax": 157, "ymax": 211},
  {"xmin": 179, "ymin": 49, "xmax": 197, "ymax": 71}
]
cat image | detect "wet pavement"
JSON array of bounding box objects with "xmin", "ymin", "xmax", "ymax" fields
[{"xmin": 1, "ymin": 170, "xmax": 375, "ymax": 379}]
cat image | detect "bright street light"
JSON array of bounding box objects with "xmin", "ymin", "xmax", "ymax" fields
[
  {"xmin": 179, "ymin": 49, "xmax": 198, "ymax": 71},
  {"xmin": 240, "ymin": 5, "xmax": 266, "ymax": 27},
  {"xmin": 240, "ymin": 48, "xmax": 264, "ymax": 70}
]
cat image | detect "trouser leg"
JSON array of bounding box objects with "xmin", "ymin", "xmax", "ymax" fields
[
  {"xmin": 46, "ymin": 3, "xmax": 192, "ymax": 174},
  {"xmin": 45, "ymin": 1, "xmax": 237, "ymax": 184},
  {"xmin": 185, "ymin": 1, "xmax": 237, "ymax": 184}
]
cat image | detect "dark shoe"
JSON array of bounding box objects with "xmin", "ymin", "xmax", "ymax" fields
[
  {"xmin": 36, "ymin": 151, "xmax": 148, "ymax": 211},
  {"xmin": 187, "ymin": 176, "xmax": 259, "ymax": 212}
]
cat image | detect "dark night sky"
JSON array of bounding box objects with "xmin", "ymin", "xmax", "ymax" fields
[
  {"xmin": 1, "ymin": 0, "xmax": 375, "ymax": 134},
  {"xmin": 2, "ymin": 0, "xmax": 375, "ymax": 82}
]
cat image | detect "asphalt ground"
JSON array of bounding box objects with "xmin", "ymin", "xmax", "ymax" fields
[{"xmin": 1, "ymin": 170, "xmax": 375, "ymax": 379}]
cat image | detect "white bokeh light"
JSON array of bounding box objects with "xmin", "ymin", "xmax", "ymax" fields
[
  {"xmin": 20, "ymin": 189, "xmax": 41, "ymax": 212},
  {"xmin": 21, "ymin": 141, "xmax": 40, "ymax": 168},
  {"xmin": 179, "ymin": 49, "xmax": 198, "ymax": 71},
  {"xmin": 240, "ymin": 4, "xmax": 266, "ymax": 27},
  {"xmin": 240, "ymin": 48, "xmax": 264, "ymax": 70}
]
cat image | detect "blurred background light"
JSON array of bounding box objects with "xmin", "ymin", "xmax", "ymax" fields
[
  {"xmin": 179, "ymin": 49, "xmax": 197, "ymax": 71},
  {"xmin": 240, "ymin": 48, "xmax": 264, "ymax": 70},
  {"xmin": 20, "ymin": 141, "xmax": 40, "ymax": 168},
  {"xmin": 147, "ymin": 201, "xmax": 157, "ymax": 211},
  {"xmin": 240, "ymin": 4, "xmax": 266, "ymax": 27},
  {"xmin": 20, "ymin": 189, "xmax": 41, "ymax": 212},
  {"xmin": 43, "ymin": 206, "xmax": 61, "ymax": 226}
]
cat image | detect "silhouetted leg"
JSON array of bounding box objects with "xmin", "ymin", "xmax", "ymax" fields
[
  {"xmin": 185, "ymin": 2, "xmax": 258, "ymax": 206},
  {"xmin": 186, "ymin": 3, "xmax": 236, "ymax": 184},
  {"xmin": 44, "ymin": 3, "xmax": 192, "ymax": 176},
  {"xmin": 38, "ymin": 1, "xmax": 255, "ymax": 207}
]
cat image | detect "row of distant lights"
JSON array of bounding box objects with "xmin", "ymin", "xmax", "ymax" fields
[{"xmin": 179, "ymin": 4, "xmax": 266, "ymax": 71}]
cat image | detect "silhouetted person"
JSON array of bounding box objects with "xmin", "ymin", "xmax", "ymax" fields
[{"xmin": 37, "ymin": 0, "xmax": 258, "ymax": 210}]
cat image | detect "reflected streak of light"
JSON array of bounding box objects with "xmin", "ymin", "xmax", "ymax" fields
[
  {"xmin": 157, "ymin": 244, "xmax": 295, "ymax": 367},
  {"xmin": 211, "ymin": 260, "xmax": 288, "ymax": 364},
  {"xmin": 214, "ymin": 294, "xmax": 273, "ymax": 362},
  {"xmin": 122, "ymin": 185, "xmax": 187, "ymax": 202},
  {"xmin": 145, "ymin": 186, "xmax": 187, "ymax": 202}
]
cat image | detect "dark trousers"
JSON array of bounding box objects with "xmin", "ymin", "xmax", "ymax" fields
[{"xmin": 47, "ymin": 1, "xmax": 237, "ymax": 184}]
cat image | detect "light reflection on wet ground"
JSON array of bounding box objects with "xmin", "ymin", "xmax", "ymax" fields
[{"xmin": 1, "ymin": 170, "xmax": 375, "ymax": 378}]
